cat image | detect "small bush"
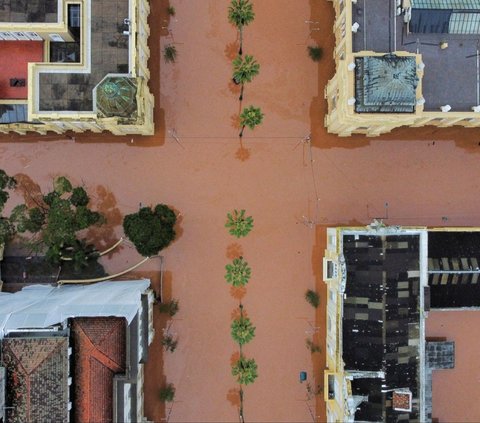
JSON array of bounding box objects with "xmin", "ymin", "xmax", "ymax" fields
[
  {"xmin": 159, "ymin": 299, "xmax": 179, "ymax": 316},
  {"xmin": 167, "ymin": 6, "xmax": 176, "ymax": 16},
  {"xmin": 164, "ymin": 44, "xmax": 177, "ymax": 63},
  {"xmin": 305, "ymin": 289, "xmax": 320, "ymax": 308},
  {"xmin": 159, "ymin": 383, "xmax": 175, "ymax": 402},
  {"xmin": 307, "ymin": 46, "xmax": 323, "ymax": 62}
]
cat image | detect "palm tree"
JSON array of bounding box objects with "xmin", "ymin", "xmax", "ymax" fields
[
  {"xmin": 225, "ymin": 256, "xmax": 252, "ymax": 287},
  {"xmin": 232, "ymin": 355, "xmax": 258, "ymax": 385},
  {"xmin": 232, "ymin": 55, "xmax": 260, "ymax": 101},
  {"xmin": 225, "ymin": 209, "xmax": 254, "ymax": 237},
  {"xmin": 228, "ymin": 0, "xmax": 255, "ymax": 55},
  {"xmin": 239, "ymin": 105, "xmax": 264, "ymax": 138},
  {"xmin": 231, "ymin": 315, "xmax": 256, "ymax": 345}
]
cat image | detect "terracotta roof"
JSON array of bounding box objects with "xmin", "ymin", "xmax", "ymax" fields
[
  {"xmin": 72, "ymin": 317, "xmax": 126, "ymax": 423},
  {"xmin": 1, "ymin": 337, "xmax": 69, "ymax": 423}
]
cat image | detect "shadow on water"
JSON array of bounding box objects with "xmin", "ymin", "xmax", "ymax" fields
[{"xmin": 308, "ymin": 0, "xmax": 480, "ymax": 153}]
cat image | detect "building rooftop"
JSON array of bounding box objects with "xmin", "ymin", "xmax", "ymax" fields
[
  {"xmin": 0, "ymin": 0, "xmax": 58, "ymax": 23},
  {"xmin": 1, "ymin": 336, "xmax": 69, "ymax": 423},
  {"xmin": 342, "ymin": 233, "xmax": 422, "ymax": 422},
  {"xmin": 352, "ymin": 0, "xmax": 480, "ymax": 111},
  {"xmin": 72, "ymin": 317, "xmax": 126, "ymax": 423},
  {"xmin": 355, "ymin": 55, "xmax": 418, "ymax": 113},
  {"xmin": 428, "ymin": 231, "xmax": 480, "ymax": 308},
  {"xmin": 38, "ymin": 0, "xmax": 130, "ymax": 112}
]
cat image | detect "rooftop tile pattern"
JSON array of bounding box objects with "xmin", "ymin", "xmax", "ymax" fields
[
  {"xmin": 1, "ymin": 337, "xmax": 69, "ymax": 423},
  {"xmin": 72, "ymin": 317, "xmax": 126, "ymax": 423}
]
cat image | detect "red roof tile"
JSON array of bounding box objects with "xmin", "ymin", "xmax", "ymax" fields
[{"xmin": 72, "ymin": 317, "xmax": 126, "ymax": 423}]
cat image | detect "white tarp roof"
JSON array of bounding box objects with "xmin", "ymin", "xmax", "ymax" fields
[{"xmin": 0, "ymin": 280, "xmax": 150, "ymax": 338}]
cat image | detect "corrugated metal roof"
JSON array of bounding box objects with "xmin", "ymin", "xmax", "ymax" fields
[
  {"xmin": 0, "ymin": 104, "xmax": 27, "ymax": 124},
  {"xmin": 413, "ymin": 0, "xmax": 480, "ymax": 9},
  {"xmin": 449, "ymin": 12, "xmax": 480, "ymax": 32}
]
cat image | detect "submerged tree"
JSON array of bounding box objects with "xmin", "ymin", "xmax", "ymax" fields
[
  {"xmin": 228, "ymin": 0, "xmax": 255, "ymax": 55},
  {"xmin": 225, "ymin": 256, "xmax": 251, "ymax": 287},
  {"xmin": 10, "ymin": 176, "xmax": 104, "ymax": 269},
  {"xmin": 162, "ymin": 334, "xmax": 178, "ymax": 352},
  {"xmin": 232, "ymin": 355, "xmax": 258, "ymax": 385},
  {"xmin": 307, "ymin": 45, "xmax": 323, "ymax": 62},
  {"xmin": 305, "ymin": 289, "xmax": 320, "ymax": 308},
  {"xmin": 239, "ymin": 105, "xmax": 263, "ymax": 138},
  {"xmin": 164, "ymin": 44, "xmax": 177, "ymax": 63},
  {"xmin": 231, "ymin": 314, "xmax": 256, "ymax": 345},
  {"xmin": 159, "ymin": 383, "xmax": 176, "ymax": 402},
  {"xmin": 225, "ymin": 209, "xmax": 253, "ymax": 238},
  {"xmin": 123, "ymin": 204, "xmax": 177, "ymax": 257},
  {"xmin": 159, "ymin": 299, "xmax": 180, "ymax": 316},
  {"xmin": 232, "ymin": 54, "xmax": 260, "ymax": 101}
]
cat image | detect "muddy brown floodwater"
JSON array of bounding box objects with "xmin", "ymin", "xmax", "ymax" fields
[{"xmin": 1, "ymin": 0, "xmax": 480, "ymax": 422}]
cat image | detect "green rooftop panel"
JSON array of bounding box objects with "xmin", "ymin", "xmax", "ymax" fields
[
  {"xmin": 355, "ymin": 55, "xmax": 418, "ymax": 114},
  {"xmin": 413, "ymin": 0, "xmax": 480, "ymax": 9},
  {"xmin": 95, "ymin": 76, "xmax": 137, "ymax": 119}
]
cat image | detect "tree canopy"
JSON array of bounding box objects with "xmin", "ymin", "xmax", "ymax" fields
[
  {"xmin": 9, "ymin": 176, "xmax": 104, "ymax": 269},
  {"xmin": 228, "ymin": 0, "xmax": 255, "ymax": 29},
  {"xmin": 123, "ymin": 204, "xmax": 177, "ymax": 257},
  {"xmin": 232, "ymin": 55, "xmax": 260, "ymax": 85}
]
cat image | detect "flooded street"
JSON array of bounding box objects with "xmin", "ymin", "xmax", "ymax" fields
[{"xmin": 2, "ymin": 0, "xmax": 480, "ymax": 421}]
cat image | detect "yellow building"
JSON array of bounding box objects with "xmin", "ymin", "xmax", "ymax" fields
[
  {"xmin": 0, "ymin": 0, "xmax": 153, "ymax": 136},
  {"xmin": 326, "ymin": 0, "xmax": 480, "ymax": 136},
  {"xmin": 323, "ymin": 222, "xmax": 480, "ymax": 422}
]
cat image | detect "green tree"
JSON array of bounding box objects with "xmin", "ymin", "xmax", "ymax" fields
[
  {"xmin": 232, "ymin": 355, "xmax": 258, "ymax": 385},
  {"xmin": 231, "ymin": 315, "xmax": 256, "ymax": 345},
  {"xmin": 239, "ymin": 105, "xmax": 263, "ymax": 138},
  {"xmin": 159, "ymin": 383, "xmax": 176, "ymax": 402},
  {"xmin": 0, "ymin": 170, "xmax": 17, "ymax": 246},
  {"xmin": 225, "ymin": 257, "xmax": 251, "ymax": 287},
  {"xmin": 10, "ymin": 176, "xmax": 104, "ymax": 269},
  {"xmin": 305, "ymin": 289, "xmax": 320, "ymax": 308},
  {"xmin": 225, "ymin": 209, "xmax": 253, "ymax": 238},
  {"xmin": 228, "ymin": 0, "xmax": 255, "ymax": 55},
  {"xmin": 232, "ymin": 55, "xmax": 260, "ymax": 101},
  {"xmin": 123, "ymin": 204, "xmax": 177, "ymax": 257}
]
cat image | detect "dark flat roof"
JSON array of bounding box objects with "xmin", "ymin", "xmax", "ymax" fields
[
  {"xmin": 342, "ymin": 233, "xmax": 421, "ymax": 422},
  {"xmin": 428, "ymin": 231, "xmax": 480, "ymax": 308}
]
